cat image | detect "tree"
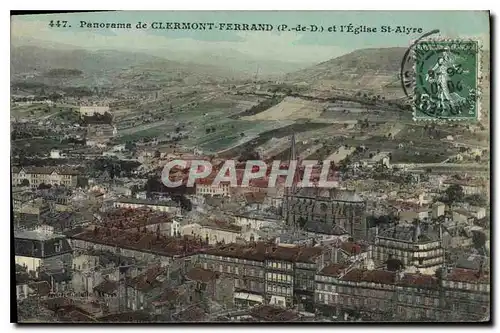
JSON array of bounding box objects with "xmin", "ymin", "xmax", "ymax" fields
[
  {"xmin": 444, "ymin": 184, "xmax": 464, "ymax": 204},
  {"xmin": 125, "ymin": 141, "xmax": 136, "ymax": 151},
  {"xmin": 475, "ymin": 155, "xmax": 481, "ymax": 162},
  {"xmin": 38, "ymin": 183, "xmax": 52, "ymax": 190},
  {"xmin": 465, "ymin": 194, "xmax": 487, "ymax": 207},
  {"xmin": 20, "ymin": 179, "xmax": 30, "ymax": 187},
  {"xmin": 472, "ymin": 230, "xmax": 487, "ymax": 250}
]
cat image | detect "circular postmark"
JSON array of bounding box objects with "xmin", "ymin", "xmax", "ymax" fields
[{"xmin": 399, "ymin": 30, "xmax": 440, "ymax": 98}]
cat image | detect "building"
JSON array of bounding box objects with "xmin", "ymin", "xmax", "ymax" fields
[
  {"xmin": 14, "ymin": 230, "xmax": 73, "ymax": 275},
  {"xmin": 181, "ymin": 221, "xmax": 243, "ymax": 245},
  {"xmin": 199, "ymin": 242, "xmax": 333, "ymax": 311},
  {"xmin": 442, "ymin": 178, "xmax": 488, "ymax": 196},
  {"xmin": 86, "ymin": 124, "xmax": 116, "ymax": 145},
  {"xmin": 195, "ymin": 178, "xmax": 231, "ymax": 197},
  {"xmin": 125, "ymin": 265, "xmax": 170, "ymax": 311},
  {"xmin": 80, "ymin": 106, "xmax": 110, "ymax": 117},
  {"xmin": 283, "ymin": 187, "xmax": 367, "ymax": 241},
  {"xmin": 113, "ymin": 198, "xmax": 180, "ymax": 214},
  {"xmin": 372, "ymin": 223, "xmax": 444, "ymax": 275},
  {"xmin": 231, "ymin": 212, "xmax": 282, "ymax": 231},
  {"xmin": 12, "ymin": 166, "xmax": 81, "ymax": 188},
  {"xmin": 66, "ymin": 227, "xmax": 204, "ymax": 271},
  {"xmin": 432, "ymin": 202, "xmax": 446, "ymax": 219},
  {"xmin": 314, "ymin": 264, "xmax": 490, "ymax": 322}
]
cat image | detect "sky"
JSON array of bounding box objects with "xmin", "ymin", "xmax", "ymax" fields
[{"xmin": 11, "ymin": 11, "xmax": 490, "ymax": 64}]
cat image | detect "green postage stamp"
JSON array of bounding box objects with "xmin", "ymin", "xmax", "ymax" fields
[{"xmin": 413, "ymin": 39, "xmax": 481, "ymax": 121}]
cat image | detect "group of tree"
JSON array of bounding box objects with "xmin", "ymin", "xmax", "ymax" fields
[
  {"xmin": 236, "ymin": 96, "xmax": 283, "ymax": 118},
  {"xmin": 81, "ymin": 111, "xmax": 113, "ymax": 125},
  {"xmin": 238, "ymin": 150, "xmax": 260, "ymax": 162},
  {"xmin": 464, "ymin": 193, "xmax": 488, "ymax": 207},
  {"xmin": 357, "ymin": 118, "xmax": 370, "ymax": 129},
  {"xmin": 205, "ymin": 127, "xmax": 216, "ymax": 134},
  {"xmin": 91, "ymin": 158, "xmax": 141, "ymax": 178},
  {"xmin": 439, "ymin": 184, "xmax": 465, "ymax": 205}
]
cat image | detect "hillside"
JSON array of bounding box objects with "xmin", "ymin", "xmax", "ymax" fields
[
  {"xmin": 10, "ymin": 45, "xmax": 244, "ymax": 81},
  {"xmin": 285, "ymin": 47, "xmax": 407, "ymax": 93}
]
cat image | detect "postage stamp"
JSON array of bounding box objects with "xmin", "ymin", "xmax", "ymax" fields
[{"xmin": 412, "ymin": 39, "xmax": 481, "ymax": 121}]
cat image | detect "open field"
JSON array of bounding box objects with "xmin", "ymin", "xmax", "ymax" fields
[{"xmin": 242, "ymin": 97, "xmax": 326, "ymax": 121}]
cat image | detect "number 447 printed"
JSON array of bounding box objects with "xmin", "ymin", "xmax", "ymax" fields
[{"xmin": 48, "ymin": 20, "xmax": 69, "ymax": 28}]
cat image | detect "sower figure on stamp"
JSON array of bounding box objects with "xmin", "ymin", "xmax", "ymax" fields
[{"xmin": 425, "ymin": 48, "xmax": 466, "ymax": 114}]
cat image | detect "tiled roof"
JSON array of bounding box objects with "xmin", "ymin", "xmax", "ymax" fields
[
  {"xmin": 173, "ymin": 305, "xmax": 207, "ymax": 322},
  {"xmin": 151, "ymin": 288, "xmax": 181, "ymax": 307},
  {"xmin": 93, "ymin": 279, "xmax": 118, "ymax": 294},
  {"xmin": 342, "ymin": 269, "xmax": 396, "ymax": 284},
  {"xmin": 115, "ymin": 198, "xmax": 179, "ymax": 207},
  {"xmin": 14, "ymin": 234, "xmax": 73, "ymax": 259},
  {"xmin": 185, "ymin": 267, "xmax": 219, "ymax": 283},
  {"xmin": 12, "ymin": 166, "xmax": 81, "ymax": 176},
  {"xmin": 244, "ymin": 192, "xmax": 267, "ymax": 204},
  {"xmin": 446, "ymin": 268, "xmax": 489, "ymax": 284},
  {"xmin": 250, "ymin": 305, "xmax": 299, "ymax": 322},
  {"xmin": 68, "ymin": 227, "xmax": 208, "ymax": 257},
  {"xmin": 127, "ymin": 265, "xmax": 167, "ymax": 292},
  {"xmin": 319, "ymin": 263, "xmax": 348, "ymax": 277},
  {"xmin": 399, "ymin": 273, "xmax": 439, "ymax": 288},
  {"xmin": 203, "ymin": 242, "xmax": 325, "ymax": 263}
]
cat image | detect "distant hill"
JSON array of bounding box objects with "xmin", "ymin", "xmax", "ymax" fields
[
  {"xmin": 45, "ymin": 68, "xmax": 83, "ymax": 77},
  {"xmin": 10, "ymin": 45, "xmax": 166, "ymax": 75},
  {"xmin": 285, "ymin": 47, "xmax": 407, "ymax": 92},
  {"xmin": 10, "ymin": 45, "xmax": 244, "ymax": 81}
]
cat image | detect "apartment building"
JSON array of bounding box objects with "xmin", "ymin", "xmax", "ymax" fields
[
  {"xmin": 314, "ymin": 264, "xmax": 490, "ymax": 321},
  {"xmin": 199, "ymin": 242, "xmax": 332, "ymax": 311},
  {"xmin": 12, "ymin": 166, "xmax": 81, "ymax": 188},
  {"xmin": 113, "ymin": 198, "xmax": 180, "ymax": 214},
  {"xmin": 372, "ymin": 223, "xmax": 444, "ymax": 275},
  {"xmin": 195, "ymin": 178, "xmax": 231, "ymax": 197}
]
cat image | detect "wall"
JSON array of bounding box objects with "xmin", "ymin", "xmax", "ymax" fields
[{"xmin": 15, "ymin": 256, "xmax": 42, "ymax": 273}]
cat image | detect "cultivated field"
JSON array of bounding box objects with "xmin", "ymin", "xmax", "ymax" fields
[{"xmin": 242, "ymin": 97, "xmax": 326, "ymax": 121}]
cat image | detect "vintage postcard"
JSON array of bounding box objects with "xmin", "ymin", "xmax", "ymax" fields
[{"xmin": 11, "ymin": 11, "xmax": 490, "ymax": 323}]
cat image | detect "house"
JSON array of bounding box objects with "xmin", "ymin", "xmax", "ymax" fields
[
  {"xmin": 14, "ymin": 230, "xmax": 73, "ymax": 276},
  {"xmin": 125, "ymin": 265, "xmax": 170, "ymax": 311},
  {"xmin": 39, "ymin": 269, "xmax": 73, "ymax": 294},
  {"xmin": 195, "ymin": 178, "xmax": 231, "ymax": 197},
  {"xmin": 113, "ymin": 198, "xmax": 180, "ymax": 214},
  {"xmin": 71, "ymin": 253, "xmax": 119, "ymax": 295},
  {"xmin": 79, "ymin": 105, "xmax": 110, "ymax": 117},
  {"xmin": 232, "ymin": 212, "xmax": 281, "ymax": 231},
  {"xmin": 452, "ymin": 209, "xmax": 476, "ymax": 225},
  {"xmin": 442, "ymin": 178, "xmax": 487, "ymax": 196},
  {"xmin": 184, "ymin": 267, "xmax": 234, "ymax": 309},
  {"xmin": 470, "ymin": 206, "xmax": 487, "ymax": 219},
  {"xmin": 12, "ymin": 166, "xmax": 81, "ymax": 188},
  {"xmin": 16, "ymin": 272, "xmax": 32, "ymax": 301},
  {"xmin": 181, "ymin": 221, "xmax": 242, "ymax": 245},
  {"xmin": 432, "ymin": 202, "xmax": 446, "ymax": 219}
]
